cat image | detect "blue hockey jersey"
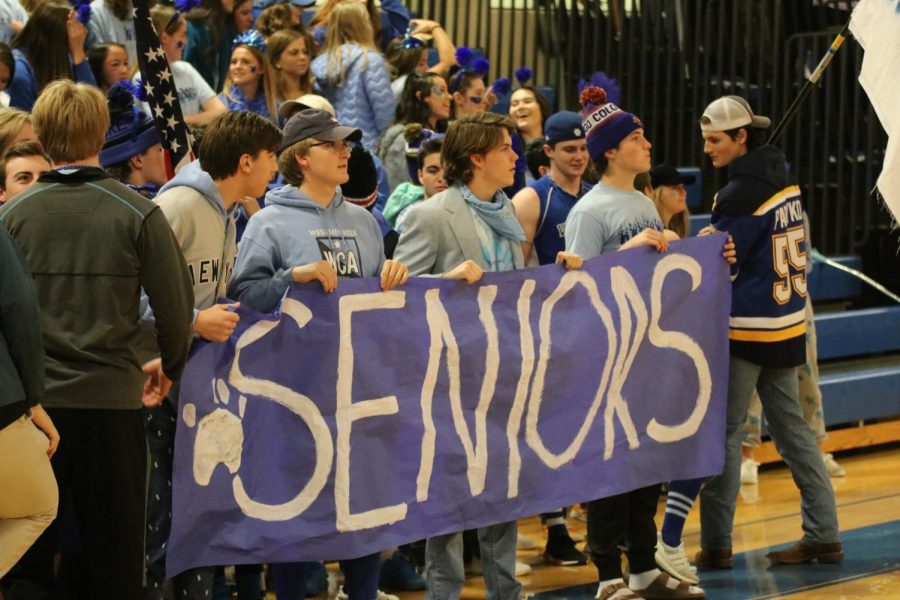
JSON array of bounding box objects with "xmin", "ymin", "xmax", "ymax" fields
[{"xmin": 710, "ymin": 145, "xmax": 806, "ymax": 368}]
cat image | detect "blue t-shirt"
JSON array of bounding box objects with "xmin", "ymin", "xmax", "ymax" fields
[{"xmin": 564, "ymin": 181, "xmax": 663, "ymax": 259}]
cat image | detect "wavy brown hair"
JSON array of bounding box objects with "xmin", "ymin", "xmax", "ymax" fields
[
  {"xmin": 267, "ymin": 29, "xmax": 317, "ymax": 101},
  {"xmin": 442, "ymin": 112, "xmax": 514, "ymax": 186}
]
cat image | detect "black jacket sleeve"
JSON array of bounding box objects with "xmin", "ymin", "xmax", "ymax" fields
[
  {"xmin": 0, "ymin": 225, "xmax": 45, "ymax": 406},
  {"xmin": 137, "ymin": 206, "xmax": 195, "ymax": 381}
]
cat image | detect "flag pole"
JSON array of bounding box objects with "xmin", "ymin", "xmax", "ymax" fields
[{"xmin": 767, "ymin": 18, "xmax": 853, "ymax": 146}]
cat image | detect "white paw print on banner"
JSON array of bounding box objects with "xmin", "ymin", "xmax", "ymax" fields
[{"xmin": 182, "ymin": 378, "xmax": 247, "ymax": 486}]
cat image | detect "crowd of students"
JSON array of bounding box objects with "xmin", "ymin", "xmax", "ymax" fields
[{"xmin": 0, "ymin": 1, "xmax": 847, "ymax": 600}]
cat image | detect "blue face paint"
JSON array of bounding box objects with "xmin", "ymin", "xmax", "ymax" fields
[
  {"xmin": 250, "ymin": 66, "xmax": 257, "ymax": 73},
  {"xmin": 176, "ymin": 40, "xmax": 185, "ymax": 49},
  {"xmin": 468, "ymin": 96, "xmax": 483, "ymax": 105},
  {"xmin": 430, "ymin": 85, "xmax": 445, "ymax": 97}
]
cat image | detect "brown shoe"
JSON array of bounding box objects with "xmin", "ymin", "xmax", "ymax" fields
[
  {"xmin": 595, "ymin": 581, "xmax": 644, "ymax": 600},
  {"xmin": 694, "ymin": 548, "xmax": 733, "ymax": 569},
  {"xmin": 637, "ymin": 573, "xmax": 705, "ymax": 599},
  {"xmin": 766, "ymin": 540, "xmax": 844, "ymax": 564}
]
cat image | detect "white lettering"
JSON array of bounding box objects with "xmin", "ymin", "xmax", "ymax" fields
[
  {"xmin": 335, "ymin": 292, "xmax": 408, "ymax": 531},
  {"xmin": 646, "ymin": 255, "xmax": 712, "ymax": 442},
  {"xmin": 228, "ymin": 299, "xmax": 334, "ymax": 521},
  {"xmin": 525, "ymin": 271, "xmax": 617, "ymax": 468},
  {"xmin": 506, "ymin": 279, "xmax": 536, "ymax": 498}
]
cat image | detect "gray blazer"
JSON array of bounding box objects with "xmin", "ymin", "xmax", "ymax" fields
[{"xmin": 393, "ymin": 186, "xmax": 525, "ymax": 276}]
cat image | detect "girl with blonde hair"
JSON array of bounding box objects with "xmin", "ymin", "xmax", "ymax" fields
[
  {"xmin": 310, "ymin": 0, "xmax": 410, "ymax": 51},
  {"xmin": 219, "ymin": 31, "xmax": 278, "ymax": 122},
  {"xmin": 141, "ymin": 4, "xmax": 226, "ymax": 124},
  {"xmin": 309, "ymin": 1, "xmax": 395, "ymax": 150}
]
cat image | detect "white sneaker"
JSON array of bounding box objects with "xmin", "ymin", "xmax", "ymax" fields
[
  {"xmin": 823, "ymin": 452, "xmax": 846, "ymax": 477},
  {"xmin": 515, "ymin": 561, "xmax": 532, "ymax": 577},
  {"xmin": 335, "ymin": 586, "xmax": 399, "ymax": 600},
  {"xmin": 654, "ymin": 533, "xmax": 699, "ymax": 584},
  {"xmin": 517, "ymin": 534, "xmax": 539, "ymax": 550},
  {"xmin": 740, "ymin": 458, "xmax": 759, "ymax": 485}
]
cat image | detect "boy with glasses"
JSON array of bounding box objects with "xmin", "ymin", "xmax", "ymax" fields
[{"xmin": 228, "ymin": 108, "xmax": 409, "ymax": 600}]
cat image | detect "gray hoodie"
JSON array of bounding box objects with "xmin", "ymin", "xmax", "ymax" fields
[
  {"xmin": 228, "ymin": 184, "xmax": 386, "ymax": 313},
  {"xmin": 155, "ymin": 160, "xmax": 239, "ymax": 317}
]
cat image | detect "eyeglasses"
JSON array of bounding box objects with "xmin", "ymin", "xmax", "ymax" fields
[{"xmin": 310, "ymin": 140, "xmax": 353, "ymax": 153}]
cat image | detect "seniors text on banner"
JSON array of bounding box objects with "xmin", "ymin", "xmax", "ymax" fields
[{"xmin": 167, "ymin": 235, "xmax": 732, "ymax": 576}]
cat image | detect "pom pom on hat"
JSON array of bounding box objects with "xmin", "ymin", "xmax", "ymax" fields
[
  {"xmin": 579, "ymin": 86, "xmax": 608, "ymax": 112},
  {"xmin": 455, "ymin": 47, "xmax": 474, "ymax": 69},
  {"xmin": 471, "ymin": 56, "xmax": 490, "ymax": 76},
  {"xmin": 577, "ymin": 72, "xmax": 620, "ymax": 106},
  {"xmin": 101, "ymin": 81, "xmax": 161, "ymax": 168},
  {"xmin": 579, "ymin": 86, "xmax": 643, "ymax": 161},
  {"xmin": 491, "ymin": 77, "xmax": 511, "ymax": 96},
  {"xmin": 514, "ymin": 66, "xmax": 533, "ymax": 85}
]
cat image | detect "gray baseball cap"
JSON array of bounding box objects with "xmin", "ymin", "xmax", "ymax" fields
[
  {"xmin": 700, "ymin": 96, "xmax": 771, "ymax": 132},
  {"xmin": 279, "ymin": 109, "xmax": 362, "ymax": 154}
]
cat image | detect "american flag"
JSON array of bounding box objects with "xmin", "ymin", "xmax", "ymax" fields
[{"xmin": 132, "ymin": 0, "xmax": 196, "ymax": 176}]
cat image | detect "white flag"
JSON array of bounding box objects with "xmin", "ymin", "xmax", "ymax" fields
[{"xmin": 850, "ymin": 0, "xmax": 900, "ymax": 222}]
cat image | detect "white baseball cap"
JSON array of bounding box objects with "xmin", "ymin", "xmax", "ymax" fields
[
  {"xmin": 278, "ymin": 94, "xmax": 336, "ymax": 122},
  {"xmin": 700, "ymin": 96, "xmax": 771, "ymax": 132}
]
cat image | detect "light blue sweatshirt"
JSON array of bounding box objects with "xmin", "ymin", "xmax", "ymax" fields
[{"xmin": 228, "ymin": 184, "xmax": 386, "ymax": 313}]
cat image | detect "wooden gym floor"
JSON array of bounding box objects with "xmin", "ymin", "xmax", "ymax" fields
[
  {"xmin": 390, "ymin": 444, "xmax": 900, "ymax": 599},
  {"xmin": 265, "ymin": 444, "xmax": 900, "ymax": 599}
]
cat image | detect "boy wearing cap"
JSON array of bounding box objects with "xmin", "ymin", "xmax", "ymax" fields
[
  {"xmin": 696, "ymin": 96, "xmax": 841, "ymax": 568},
  {"xmin": 513, "ymin": 110, "xmax": 592, "ymax": 268},
  {"xmin": 228, "ymin": 108, "xmax": 408, "ymax": 600},
  {"xmin": 0, "ymin": 141, "xmax": 51, "ymax": 203},
  {"xmin": 565, "ymin": 87, "xmax": 705, "ymax": 600}
]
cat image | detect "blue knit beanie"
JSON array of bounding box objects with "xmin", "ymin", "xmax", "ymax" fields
[
  {"xmin": 100, "ymin": 82, "xmax": 161, "ymax": 168},
  {"xmin": 579, "ymin": 86, "xmax": 643, "ymax": 161}
]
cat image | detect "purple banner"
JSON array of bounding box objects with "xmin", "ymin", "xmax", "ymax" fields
[{"xmin": 167, "ymin": 235, "xmax": 732, "ymax": 576}]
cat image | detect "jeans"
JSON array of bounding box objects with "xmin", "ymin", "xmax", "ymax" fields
[
  {"xmin": 425, "ymin": 522, "xmax": 521, "ymax": 600},
  {"xmin": 699, "ymin": 355, "xmax": 839, "ymax": 550}
]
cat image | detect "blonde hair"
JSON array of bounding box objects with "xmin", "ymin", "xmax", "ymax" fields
[
  {"xmin": 221, "ymin": 44, "xmax": 279, "ymax": 123},
  {"xmin": 32, "ymin": 80, "xmax": 109, "ymax": 163},
  {"xmin": 278, "ymin": 138, "xmax": 317, "ymax": 186},
  {"xmin": 324, "ymin": 2, "xmax": 377, "ymax": 85},
  {"xmin": 652, "ymin": 186, "xmax": 690, "ymax": 240},
  {"xmin": 0, "ymin": 108, "xmax": 33, "ymax": 156},
  {"xmin": 311, "ymin": 0, "xmax": 381, "ymax": 38},
  {"xmin": 150, "ymin": 4, "xmax": 184, "ymax": 37}
]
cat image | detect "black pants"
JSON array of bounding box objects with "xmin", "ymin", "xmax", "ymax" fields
[
  {"xmin": 586, "ymin": 484, "xmax": 661, "ymax": 579},
  {"xmin": 1, "ymin": 408, "xmax": 148, "ymax": 600}
]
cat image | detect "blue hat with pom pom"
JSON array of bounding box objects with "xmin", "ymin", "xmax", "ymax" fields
[
  {"xmin": 579, "ymin": 86, "xmax": 642, "ymax": 160},
  {"xmin": 101, "ymin": 81, "xmax": 161, "ymax": 168}
]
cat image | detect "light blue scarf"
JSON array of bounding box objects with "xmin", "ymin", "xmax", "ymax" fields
[{"xmin": 459, "ymin": 185, "xmax": 527, "ymax": 243}]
